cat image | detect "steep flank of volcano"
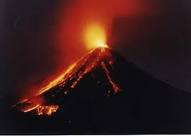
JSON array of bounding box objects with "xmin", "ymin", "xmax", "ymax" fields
[
  {"xmin": 14, "ymin": 47, "xmax": 121, "ymax": 115},
  {"xmin": 6, "ymin": 47, "xmax": 191, "ymax": 133},
  {"xmin": 38, "ymin": 47, "xmax": 119, "ymax": 95}
]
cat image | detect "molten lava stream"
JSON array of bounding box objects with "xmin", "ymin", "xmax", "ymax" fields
[{"xmin": 101, "ymin": 62, "xmax": 120, "ymax": 93}]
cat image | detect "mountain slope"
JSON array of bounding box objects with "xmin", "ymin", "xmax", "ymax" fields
[
  {"xmin": 14, "ymin": 47, "xmax": 122, "ymax": 115},
  {"xmin": 3, "ymin": 47, "xmax": 191, "ymax": 134}
]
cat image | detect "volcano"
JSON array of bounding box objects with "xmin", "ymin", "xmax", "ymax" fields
[
  {"xmin": 2, "ymin": 47, "xmax": 191, "ymax": 134},
  {"xmin": 14, "ymin": 47, "xmax": 122, "ymax": 115}
]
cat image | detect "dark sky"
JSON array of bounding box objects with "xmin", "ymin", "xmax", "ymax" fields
[
  {"xmin": 0, "ymin": 0, "xmax": 191, "ymax": 100},
  {"xmin": 110, "ymin": 0, "xmax": 191, "ymax": 92}
]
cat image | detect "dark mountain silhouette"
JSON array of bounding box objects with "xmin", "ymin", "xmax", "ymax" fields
[{"xmin": 1, "ymin": 47, "xmax": 191, "ymax": 134}]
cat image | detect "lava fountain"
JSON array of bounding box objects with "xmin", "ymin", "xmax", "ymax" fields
[{"xmin": 84, "ymin": 23, "xmax": 108, "ymax": 50}]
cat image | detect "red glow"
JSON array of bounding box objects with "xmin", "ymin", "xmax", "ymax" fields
[
  {"xmin": 21, "ymin": 0, "xmax": 152, "ymax": 99},
  {"xmin": 56, "ymin": 0, "xmax": 148, "ymax": 64}
]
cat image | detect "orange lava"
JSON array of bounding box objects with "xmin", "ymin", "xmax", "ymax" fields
[
  {"xmin": 23, "ymin": 104, "xmax": 40, "ymax": 113},
  {"xmin": 101, "ymin": 62, "xmax": 120, "ymax": 93},
  {"xmin": 16, "ymin": 47, "xmax": 121, "ymax": 116},
  {"xmin": 38, "ymin": 63, "xmax": 77, "ymax": 95},
  {"xmin": 23, "ymin": 104, "xmax": 59, "ymax": 116},
  {"xmin": 36, "ymin": 105, "xmax": 59, "ymax": 116},
  {"xmin": 36, "ymin": 47, "xmax": 120, "ymax": 95}
]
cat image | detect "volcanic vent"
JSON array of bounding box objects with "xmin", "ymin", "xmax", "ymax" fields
[{"xmin": 14, "ymin": 47, "xmax": 122, "ymax": 116}]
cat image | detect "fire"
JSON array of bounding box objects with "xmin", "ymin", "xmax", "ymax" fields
[{"xmin": 84, "ymin": 23, "xmax": 108, "ymax": 50}]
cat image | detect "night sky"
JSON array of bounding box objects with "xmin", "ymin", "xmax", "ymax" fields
[{"xmin": 0, "ymin": 0, "xmax": 191, "ymax": 101}]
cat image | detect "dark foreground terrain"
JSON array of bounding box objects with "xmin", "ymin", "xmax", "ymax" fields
[{"xmin": 1, "ymin": 47, "xmax": 191, "ymax": 134}]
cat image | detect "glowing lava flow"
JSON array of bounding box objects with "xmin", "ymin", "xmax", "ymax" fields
[
  {"xmin": 101, "ymin": 62, "xmax": 120, "ymax": 93},
  {"xmin": 15, "ymin": 47, "xmax": 121, "ymax": 116},
  {"xmin": 36, "ymin": 105, "xmax": 59, "ymax": 116},
  {"xmin": 23, "ymin": 105, "xmax": 59, "ymax": 116},
  {"xmin": 38, "ymin": 63, "xmax": 77, "ymax": 95},
  {"xmin": 23, "ymin": 104, "xmax": 40, "ymax": 113}
]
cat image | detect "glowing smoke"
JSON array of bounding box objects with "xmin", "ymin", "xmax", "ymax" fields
[{"xmin": 56, "ymin": 0, "xmax": 151, "ymax": 64}]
